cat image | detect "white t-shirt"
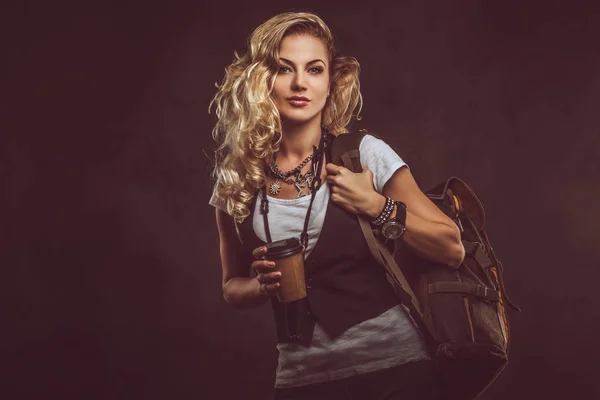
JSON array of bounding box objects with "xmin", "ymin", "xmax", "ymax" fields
[{"xmin": 209, "ymin": 134, "xmax": 430, "ymax": 388}]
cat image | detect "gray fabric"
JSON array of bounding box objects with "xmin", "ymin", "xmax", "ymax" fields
[
  {"xmin": 209, "ymin": 134, "xmax": 430, "ymax": 388},
  {"xmin": 274, "ymin": 304, "xmax": 431, "ymax": 388}
]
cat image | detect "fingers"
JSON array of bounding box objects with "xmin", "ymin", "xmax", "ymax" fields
[
  {"xmin": 258, "ymin": 281, "xmax": 280, "ymax": 297},
  {"xmin": 251, "ymin": 258, "xmax": 276, "ymax": 274},
  {"xmin": 257, "ymin": 270, "xmax": 282, "ymax": 284},
  {"xmin": 325, "ymin": 170, "xmax": 341, "ymax": 189},
  {"xmin": 252, "ymin": 245, "xmax": 268, "ymax": 260},
  {"xmin": 325, "ymin": 163, "xmax": 345, "ymax": 175},
  {"xmin": 257, "ymin": 270, "xmax": 282, "ymax": 297},
  {"xmin": 325, "ymin": 163, "xmax": 352, "ymax": 189},
  {"xmin": 251, "ymin": 248, "xmax": 280, "ymax": 297},
  {"xmin": 325, "ymin": 162, "xmax": 371, "ymax": 176},
  {"xmin": 330, "ymin": 192, "xmax": 340, "ymax": 203}
]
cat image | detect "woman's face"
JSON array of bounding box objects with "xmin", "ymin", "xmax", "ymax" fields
[{"xmin": 271, "ymin": 34, "xmax": 330, "ymax": 126}]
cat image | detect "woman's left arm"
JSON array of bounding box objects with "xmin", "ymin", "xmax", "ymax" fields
[{"xmin": 325, "ymin": 163, "xmax": 465, "ymax": 268}]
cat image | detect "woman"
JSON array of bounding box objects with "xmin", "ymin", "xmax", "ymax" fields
[{"xmin": 209, "ymin": 12, "xmax": 464, "ymax": 400}]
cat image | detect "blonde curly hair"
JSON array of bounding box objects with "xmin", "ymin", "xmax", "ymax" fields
[{"xmin": 209, "ymin": 12, "xmax": 363, "ymax": 223}]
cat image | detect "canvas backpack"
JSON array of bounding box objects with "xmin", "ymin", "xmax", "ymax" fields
[{"xmin": 329, "ymin": 129, "xmax": 521, "ymax": 400}]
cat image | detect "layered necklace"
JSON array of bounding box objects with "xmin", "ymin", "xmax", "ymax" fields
[{"xmin": 267, "ymin": 131, "xmax": 331, "ymax": 199}]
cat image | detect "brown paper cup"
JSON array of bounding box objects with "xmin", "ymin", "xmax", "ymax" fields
[
  {"xmin": 264, "ymin": 238, "xmax": 306, "ymax": 303},
  {"xmin": 274, "ymin": 252, "xmax": 306, "ymax": 302}
]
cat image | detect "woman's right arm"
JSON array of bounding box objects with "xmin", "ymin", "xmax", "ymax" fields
[{"xmin": 216, "ymin": 208, "xmax": 271, "ymax": 309}]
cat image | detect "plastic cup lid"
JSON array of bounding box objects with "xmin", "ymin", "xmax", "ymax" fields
[{"xmin": 265, "ymin": 237, "xmax": 303, "ymax": 259}]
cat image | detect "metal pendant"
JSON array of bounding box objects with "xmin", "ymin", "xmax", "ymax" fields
[
  {"xmin": 305, "ymin": 174, "xmax": 313, "ymax": 188},
  {"xmin": 294, "ymin": 181, "xmax": 308, "ymax": 198},
  {"xmin": 294, "ymin": 170, "xmax": 313, "ymax": 198},
  {"xmin": 269, "ymin": 180, "xmax": 281, "ymax": 196}
]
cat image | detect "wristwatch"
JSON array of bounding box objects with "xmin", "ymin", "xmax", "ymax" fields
[{"xmin": 381, "ymin": 201, "xmax": 407, "ymax": 240}]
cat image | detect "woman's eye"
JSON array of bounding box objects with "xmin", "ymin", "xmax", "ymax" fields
[{"xmin": 278, "ymin": 66, "xmax": 323, "ymax": 74}]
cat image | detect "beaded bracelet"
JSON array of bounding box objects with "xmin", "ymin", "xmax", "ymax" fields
[{"xmin": 372, "ymin": 196, "xmax": 395, "ymax": 226}]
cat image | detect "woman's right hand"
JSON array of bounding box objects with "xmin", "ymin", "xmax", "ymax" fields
[{"xmin": 251, "ymin": 245, "xmax": 282, "ymax": 297}]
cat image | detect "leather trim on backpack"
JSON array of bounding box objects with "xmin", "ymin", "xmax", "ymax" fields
[{"xmin": 426, "ymin": 177, "xmax": 486, "ymax": 232}]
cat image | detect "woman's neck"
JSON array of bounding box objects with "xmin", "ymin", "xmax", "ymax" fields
[{"xmin": 276, "ymin": 120, "xmax": 322, "ymax": 164}]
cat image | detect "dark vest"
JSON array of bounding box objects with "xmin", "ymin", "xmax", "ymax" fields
[{"xmin": 235, "ymin": 143, "xmax": 400, "ymax": 347}]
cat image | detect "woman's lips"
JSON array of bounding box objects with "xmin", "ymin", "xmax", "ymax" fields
[{"xmin": 287, "ymin": 98, "xmax": 309, "ymax": 107}]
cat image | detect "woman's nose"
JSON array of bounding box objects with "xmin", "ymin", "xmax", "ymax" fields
[{"xmin": 291, "ymin": 72, "xmax": 307, "ymax": 90}]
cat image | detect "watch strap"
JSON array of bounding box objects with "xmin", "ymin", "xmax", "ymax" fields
[{"xmin": 393, "ymin": 200, "xmax": 407, "ymax": 225}]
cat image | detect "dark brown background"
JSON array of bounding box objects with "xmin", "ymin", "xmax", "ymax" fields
[{"xmin": 3, "ymin": 0, "xmax": 600, "ymax": 399}]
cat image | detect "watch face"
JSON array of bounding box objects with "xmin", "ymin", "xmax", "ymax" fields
[{"xmin": 382, "ymin": 221, "xmax": 406, "ymax": 239}]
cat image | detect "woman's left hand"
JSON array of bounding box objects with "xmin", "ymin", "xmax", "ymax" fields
[{"xmin": 325, "ymin": 163, "xmax": 383, "ymax": 216}]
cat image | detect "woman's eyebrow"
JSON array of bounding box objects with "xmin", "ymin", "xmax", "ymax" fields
[{"xmin": 279, "ymin": 58, "xmax": 326, "ymax": 67}]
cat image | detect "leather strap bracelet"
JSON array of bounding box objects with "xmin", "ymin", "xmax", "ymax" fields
[{"xmin": 372, "ymin": 196, "xmax": 395, "ymax": 226}]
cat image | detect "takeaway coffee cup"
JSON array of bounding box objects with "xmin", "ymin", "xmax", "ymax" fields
[{"xmin": 263, "ymin": 237, "xmax": 306, "ymax": 303}]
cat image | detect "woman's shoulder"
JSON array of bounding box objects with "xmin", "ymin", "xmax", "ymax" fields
[
  {"xmin": 329, "ymin": 131, "xmax": 399, "ymax": 165},
  {"xmin": 358, "ymin": 132, "xmax": 394, "ymax": 153},
  {"xmin": 328, "ymin": 131, "xmax": 382, "ymax": 153}
]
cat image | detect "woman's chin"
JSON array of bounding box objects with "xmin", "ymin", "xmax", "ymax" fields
[{"xmin": 280, "ymin": 113, "xmax": 320, "ymax": 126}]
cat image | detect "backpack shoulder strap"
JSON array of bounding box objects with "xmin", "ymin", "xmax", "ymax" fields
[
  {"xmin": 329, "ymin": 129, "xmax": 371, "ymax": 172},
  {"xmin": 330, "ymin": 129, "xmax": 425, "ymax": 318}
]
